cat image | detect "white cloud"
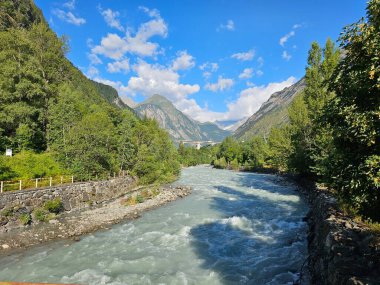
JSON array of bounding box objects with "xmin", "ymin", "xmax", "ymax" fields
[
  {"xmin": 293, "ymin": 23, "xmax": 302, "ymax": 29},
  {"xmin": 172, "ymin": 51, "xmax": 195, "ymax": 71},
  {"xmin": 53, "ymin": 9, "xmax": 86, "ymax": 26},
  {"xmin": 257, "ymin": 57, "xmax": 264, "ymax": 68},
  {"xmin": 205, "ymin": 76, "xmax": 234, "ymax": 92},
  {"xmin": 218, "ymin": 20, "xmax": 235, "ymax": 31},
  {"xmin": 256, "ymin": 70, "xmax": 264, "ymax": 76},
  {"xmin": 107, "ymin": 58, "xmax": 130, "ymax": 73},
  {"xmin": 282, "ymin": 51, "xmax": 292, "ymax": 61},
  {"xmin": 63, "ymin": 0, "xmax": 75, "ymax": 10},
  {"xmin": 139, "ymin": 6, "xmax": 161, "ymax": 18},
  {"xmin": 125, "ymin": 60, "xmax": 200, "ymax": 101},
  {"xmin": 279, "ymin": 30, "xmax": 295, "ymax": 47},
  {"xmin": 231, "ymin": 50, "xmax": 255, "ymax": 61},
  {"xmin": 199, "ymin": 62, "xmax": 219, "ymax": 78},
  {"xmin": 239, "ymin": 68, "xmax": 253, "ymax": 79},
  {"xmin": 87, "ymin": 66, "xmax": 99, "ymax": 77},
  {"xmin": 88, "ymin": 53, "xmax": 102, "ymax": 65},
  {"xmin": 182, "ymin": 77, "xmax": 297, "ymax": 122},
  {"xmin": 92, "ymin": 8, "xmax": 167, "ymax": 59},
  {"xmin": 99, "ymin": 7, "xmax": 124, "ymax": 31}
]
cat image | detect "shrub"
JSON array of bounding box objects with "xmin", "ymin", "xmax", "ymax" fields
[
  {"xmin": 2, "ymin": 207, "xmax": 14, "ymax": 217},
  {"xmin": 136, "ymin": 195, "xmax": 144, "ymax": 203},
  {"xmin": 125, "ymin": 196, "xmax": 137, "ymax": 206},
  {"xmin": 19, "ymin": 213, "xmax": 31, "ymax": 225},
  {"xmin": 33, "ymin": 208, "xmax": 48, "ymax": 222},
  {"xmin": 43, "ymin": 198, "xmax": 63, "ymax": 214}
]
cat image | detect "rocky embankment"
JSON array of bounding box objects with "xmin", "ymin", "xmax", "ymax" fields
[
  {"xmin": 295, "ymin": 179, "xmax": 380, "ymax": 285},
  {"xmin": 0, "ymin": 185, "xmax": 191, "ymax": 254}
]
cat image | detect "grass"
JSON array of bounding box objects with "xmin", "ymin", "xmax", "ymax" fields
[{"xmin": 19, "ymin": 213, "xmax": 31, "ymax": 225}]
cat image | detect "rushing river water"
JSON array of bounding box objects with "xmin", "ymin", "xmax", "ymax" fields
[{"xmin": 0, "ymin": 166, "xmax": 309, "ymax": 285}]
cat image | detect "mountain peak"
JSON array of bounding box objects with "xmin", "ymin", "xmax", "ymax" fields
[
  {"xmin": 143, "ymin": 94, "xmax": 173, "ymax": 106},
  {"xmin": 134, "ymin": 95, "xmax": 231, "ymax": 142}
]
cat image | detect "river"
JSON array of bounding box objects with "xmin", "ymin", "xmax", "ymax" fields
[{"xmin": 0, "ymin": 166, "xmax": 309, "ymax": 285}]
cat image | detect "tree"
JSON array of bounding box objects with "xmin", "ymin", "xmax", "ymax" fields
[
  {"xmin": 324, "ymin": 0, "xmax": 380, "ymax": 220},
  {"xmin": 218, "ymin": 137, "xmax": 241, "ymax": 165},
  {"xmin": 268, "ymin": 126, "xmax": 292, "ymax": 171}
]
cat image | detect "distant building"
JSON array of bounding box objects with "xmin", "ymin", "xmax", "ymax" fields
[{"xmin": 5, "ymin": 149, "xmax": 12, "ymax": 156}]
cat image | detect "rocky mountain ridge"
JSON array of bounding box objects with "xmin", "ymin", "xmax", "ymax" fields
[{"xmin": 134, "ymin": 95, "xmax": 231, "ymax": 142}]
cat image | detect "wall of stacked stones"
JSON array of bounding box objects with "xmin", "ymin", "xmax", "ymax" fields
[{"xmin": 0, "ymin": 176, "xmax": 138, "ymax": 213}]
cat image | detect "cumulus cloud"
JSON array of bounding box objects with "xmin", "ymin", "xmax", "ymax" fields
[
  {"xmin": 87, "ymin": 53, "xmax": 102, "ymax": 65},
  {"xmin": 172, "ymin": 51, "xmax": 195, "ymax": 71},
  {"xmin": 53, "ymin": 9, "xmax": 86, "ymax": 25},
  {"xmin": 125, "ymin": 60, "xmax": 200, "ymax": 101},
  {"xmin": 205, "ymin": 76, "xmax": 234, "ymax": 92},
  {"xmin": 99, "ymin": 7, "xmax": 124, "ymax": 31},
  {"xmin": 279, "ymin": 31, "xmax": 295, "ymax": 47},
  {"xmin": 63, "ymin": 0, "xmax": 75, "ymax": 10},
  {"xmin": 92, "ymin": 8, "xmax": 167, "ymax": 59},
  {"xmin": 231, "ymin": 50, "xmax": 255, "ymax": 61},
  {"xmin": 282, "ymin": 50, "xmax": 292, "ymax": 61},
  {"xmin": 199, "ymin": 62, "xmax": 219, "ymax": 78},
  {"xmin": 87, "ymin": 66, "xmax": 99, "ymax": 77},
  {"xmin": 183, "ymin": 77, "xmax": 297, "ymax": 122},
  {"xmin": 239, "ymin": 68, "xmax": 253, "ymax": 79},
  {"xmin": 218, "ymin": 20, "xmax": 235, "ymax": 31},
  {"xmin": 139, "ymin": 6, "xmax": 161, "ymax": 18},
  {"xmin": 107, "ymin": 58, "xmax": 130, "ymax": 73}
]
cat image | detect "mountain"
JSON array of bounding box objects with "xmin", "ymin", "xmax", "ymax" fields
[
  {"xmin": 134, "ymin": 95, "xmax": 231, "ymax": 142},
  {"xmin": 91, "ymin": 80, "xmax": 137, "ymax": 114},
  {"xmin": 234, "ymin": 78, "xmax": 306, "ymax": 140}
]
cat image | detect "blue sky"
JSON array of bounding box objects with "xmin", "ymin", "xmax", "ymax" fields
[{"xmin": 35, "ymin": 0, "xmax": 366, "ymax": 122}]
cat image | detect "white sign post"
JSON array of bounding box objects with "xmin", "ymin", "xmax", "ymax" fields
[{"xmin": 5, "ymin": 149, "xmax": 12, "ymax": 156}]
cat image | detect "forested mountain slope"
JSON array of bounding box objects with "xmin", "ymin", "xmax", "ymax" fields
[
  {"xmin": 234, "ymin": 78, "xmax": 306, "ymax": 140},
  {"xmin": 0, "ymin": 0, "xmax": 180, "ymax": 184}
]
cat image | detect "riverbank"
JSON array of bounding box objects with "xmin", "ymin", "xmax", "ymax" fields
[
  {"xmin": 0, "ymin": 185, "xmax": 191, "ymax": 255},
  {"xmin": 290, "ymin": 176, "xmax": 380, "ymax": 285}
]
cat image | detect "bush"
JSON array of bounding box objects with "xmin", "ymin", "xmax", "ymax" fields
[
  {"xmin": 125, "ymin": 196, "xmax": 136, "ymax": 206},
  {"xmin": 2, "ymin": 207, "xmax": 14, "ymax": 217},
  {"xmin": 43, "ymin": 198, "xmax": 63, "ymax": 214},
  {"xmin": 19, "ymin": 213, "xmax": 31, "ymax": 225},
  {"xmin": 1, "ymin": 151, "xmax": 64, "ymax": 180},
  {"xmin": 33, "ymin": 208, "xmax": 48, "ymax": 222},
  {"xmin": 136, "ymin": 194, "xmax": 144, "ymax": 203}
]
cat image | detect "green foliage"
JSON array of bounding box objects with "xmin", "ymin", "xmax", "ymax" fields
[
  {"xmin": 178, "ymin": 144, "xmax": 218, "ymax": 167},
  {"xmin": 322, "ymin": 0, "xmax": 380, "ymax": 220},
  {"xmin": 218, "ymin": 137, "xmax": 241, "ymax": 164},
  {"xmin": 241, "ymin": 137, "xmax": 269, "ymax": 169},
  {"xmin": 132, "ymin": 119, "xmax": 180, "ymax": 184},
  {"xmin": 19, "ymin": 213, "xmax": 31, "ymax": 225},
  {"xmin": 1, "ymin": 207, "xmax": 14, "ymax": 217},
  {"xmin": 33, "ymin": 208, "xmax": 48, "ymax": 222},
  {"xmin": 213, "ymin": 157, "xmax": 228, "ymax": 169},
  {"xmin": 135, "ymin": 195, "xmax": 144, "ymax": 204},
  {"xmin": 43, "ymin": 198, "xmax": 63, "ymax": 214},
  {"xmin": 0, "ymin": 151, "xmax": 64, "ymax": 180},
  {"xmin": 268, "ymin": 126, "xmax": 292, "ymax": 171}
]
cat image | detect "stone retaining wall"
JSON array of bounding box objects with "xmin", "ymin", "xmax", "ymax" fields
[
  {"xmin": 295, "ymin": 179, "xmax": 380, "ymax": 285},
  {"xmin": 0, "ymin": 176, "xmax": 137, "ymax": 215}
]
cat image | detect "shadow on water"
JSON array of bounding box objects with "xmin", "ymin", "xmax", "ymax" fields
[{"xmin": 190, "ymin": 174, "xmax": 307, "ymax": 285}]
